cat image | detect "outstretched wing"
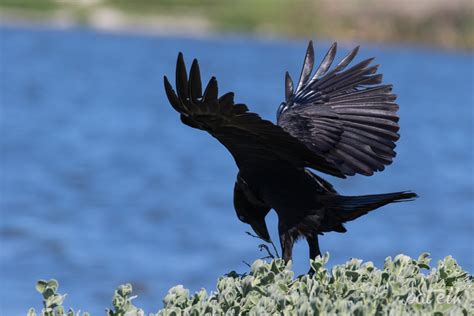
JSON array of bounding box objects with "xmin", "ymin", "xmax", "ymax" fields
[
  {"xmin": 164, "ymin": 53, "xmax": 344, "ymax": 177},
  {"xmin": 278, "ymin": 41, "xmax": 400, "ymax": 176}
]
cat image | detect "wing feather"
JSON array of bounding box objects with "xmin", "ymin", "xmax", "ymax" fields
[
  {"xmin": 285, "ymin": 72, "xmax": 294, "ymax": 102},
  {"xmin": 176, "ymin": 52, "xmax": 189, "ymax": 102},
  {"xmin": 278, "ymin": 41, "xmax": 400, "ymax": 176},
  {"xmin": 331, "ymin": 46, "xmax": 359, "ymax": 73},
  {"xmin": 296, "ymin": 41, "xmax": 314, "ymax": 92},
  {"xmin": 189, "ymin": 59, "xmax": 202, "ymax": 102},
  {"xmin": 311, "ymin": 42, "xmax": 337, "ymax": 82}
]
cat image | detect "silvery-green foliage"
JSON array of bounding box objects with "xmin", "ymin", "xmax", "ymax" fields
[
  {"xmin": 157, "ymin": 253, "xmax": 472, "ymax": 315},
  {"xmin": 106, "ymin": 284, "xmax": 145, "ymax": 316},
  {"xmin": 29, "ymin": 253, "xmax": 473, "ymax": 315},
  {"xmin": 27, "ymin": 279, "xmax": 89, "ymax": 316}
]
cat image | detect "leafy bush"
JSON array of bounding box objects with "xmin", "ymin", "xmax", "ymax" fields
[{"xmin": 28, "ymin": 253, "xmax": 473, "ymax": 315}]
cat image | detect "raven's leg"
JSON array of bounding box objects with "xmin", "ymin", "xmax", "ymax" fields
[
  {"xmin": 306, "ymin": 235, "xmax": 321, "ymax": 275},
  {"xmin": 306, "ymin": 235, "xmax": 321, "ymax": 260},
  {"xmin": 279, "ymin": 232, "xmax": 294, "ymax": 263}
]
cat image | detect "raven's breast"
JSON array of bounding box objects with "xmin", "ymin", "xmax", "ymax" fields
[{"xmin": 240, "ymin": 165, "xmax": 324, "ymax": 220}]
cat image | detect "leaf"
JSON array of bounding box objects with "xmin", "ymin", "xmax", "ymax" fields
[
  {"xmin": 35, "ymin": 280, "xmax": 48, "ymax": 294},
  {"xmin": 47, "ymin": 279, "xmax": 59, "ymax": 292},
  {"xmin": 42, "ymin": 288, "xmax": 55, "ymax": 300}
]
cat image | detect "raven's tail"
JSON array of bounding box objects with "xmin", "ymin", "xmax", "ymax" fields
[{"xmin": 326, "ymin": 191, "xmax": 418, "ymax": 225}]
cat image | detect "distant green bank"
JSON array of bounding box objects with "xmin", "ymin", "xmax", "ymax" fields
[
  {"xmin": 1, "ymin": 0, "xmax": 473, "ymax": 50},
  {"xmin": 28, "ymin": 254, "xmax": 472, "ymax": 315}
]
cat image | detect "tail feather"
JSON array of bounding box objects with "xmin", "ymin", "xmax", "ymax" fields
[{"xmin": 327, "ymin": 191, "xmax": 417, "ymax": 224}]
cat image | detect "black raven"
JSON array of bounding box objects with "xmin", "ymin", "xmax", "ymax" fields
[{"xmin": 164, "ymin": 41, "xmax": 417, "ymax": 263}]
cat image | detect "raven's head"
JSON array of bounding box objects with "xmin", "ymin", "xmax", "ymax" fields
[{"xmin": 233, "ymin": 175, "xmax": 271, "ymax": 243}]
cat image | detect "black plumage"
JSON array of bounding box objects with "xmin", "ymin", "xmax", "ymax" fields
[
  {"xmin": 163, "ymin": 42, "xmax": 417, "ymax": 265},
  {"xmin": 278, "ymin": 41, "xmax": 400, "ymax": 176}
]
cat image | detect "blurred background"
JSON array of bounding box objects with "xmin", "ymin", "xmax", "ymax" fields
[{"xmin": 1, "ymin": 0, "xmax": 473, "ymax": 314}]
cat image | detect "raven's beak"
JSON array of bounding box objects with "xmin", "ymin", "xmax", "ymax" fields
[{"xmin": 250, "ymin": 219, "xmax": 271, "ymax": 243}]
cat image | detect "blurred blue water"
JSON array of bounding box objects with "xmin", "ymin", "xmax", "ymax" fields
[{"xmin": 0, "ymin": 26, "xmax": 473, "ymax": 315}]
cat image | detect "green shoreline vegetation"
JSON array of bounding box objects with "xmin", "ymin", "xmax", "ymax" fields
[
  {"xmin": 28, "ymin": 253, "xmax": 472, "ymax": 315},
  {"xmin": 1, "ymin": 0, "xmax": 473, "ymax": 50}
]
